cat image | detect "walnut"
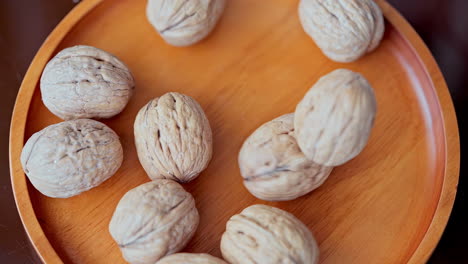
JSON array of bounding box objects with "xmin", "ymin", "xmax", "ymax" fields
[
  {"xmin": 20, "ymin": 119, "xmax": 123, "ymax": 198},
  {"xmin": 239, "ymin": 113, "xmax": 333, "ymax": 201},
  {"xmin": 146, "ymin": 0, "xmax": 226, "ymax": 46},
  {"xmin": 40, "ymin": 45, "xmax": 135, "ymax": 120},
  {"xmin": 298, "ymin": 0, "xmax": 384, "ymax": 62},
  {"xmin": 295, "ymin": 69, "xmax": 377, "ymax": 166},
  {"xmin": 221, "ymin": 204, "xmax": 319, "ymax": 264},
  {"xmin": 134, "ymin": 92, "xmax": 212, "ymax": 183},
  {"xmin": 156, "ymin": 253, "xmax": 227, "ymax": 264},
  {"xmin": 109, "ymin": 180, "xmax": 199, "ymax": 264}
]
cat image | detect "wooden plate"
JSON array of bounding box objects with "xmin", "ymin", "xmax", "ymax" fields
[{"xmin": 9, "ymin": 0, "xmax": 460, "ymax": 263}]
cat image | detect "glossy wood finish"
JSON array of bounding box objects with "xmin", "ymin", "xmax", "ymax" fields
[{"xmin": 9, "ymin": 0, "xmax": 459, "ymax": 263}]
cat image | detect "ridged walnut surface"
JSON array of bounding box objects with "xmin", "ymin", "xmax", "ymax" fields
[
  {"xmin": 40, "ymin": 45, "xmax": 135, "ymax": 120},
  {"xmin": 294, "ymin": 69, "xmax": 377, "ymax": 166},
  {"xmin": 134, "ymin": 92, "xmax": 213, "ymax": 182},
  {"xmin": 239, "ymin": 113, "xmax": 333, "ymax": 201},
  {"xmin": 221, "ymin": 204, "xmax": 319, "ymax": 264},
  {"xmin": 109, "ymin": 180, "xmax": 199, "ymax": 264},
  {"xmin": 146, "ymin": 0, "xmax": 226, "ymax": 46},
  {"xmin": 298, "ymin": 0, "xmax": 384, "ymax": 62},
  {"xmin": 20, "ymin": 119, "xmax": 123, "ymax": 198}
]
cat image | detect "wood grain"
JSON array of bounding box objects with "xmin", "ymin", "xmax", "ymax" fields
[{"xmin": 9, "ymin": 0, "xmax": 459, "ymax": 263}]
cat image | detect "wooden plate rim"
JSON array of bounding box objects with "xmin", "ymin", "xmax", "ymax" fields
[{"xmin": 8, "ymin": 0, "xmax": 460, "ymax": 263}]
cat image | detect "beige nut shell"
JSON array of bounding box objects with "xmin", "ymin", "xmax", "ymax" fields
[
  {"xmin": 40, "ymin": 45, "xmax": 134, "ymax": 120},
  {"xmin": 221, "ymin": 204, "xmax": 319, "ymax": 264},
  {"xmin": 20, "ymin": 119, "xmax": 123, "ymax": 198},
  {"xmin": 239, "ymin": 113, "xmax": 333, "ymax": 201},
  {"xmin": 295, "ymin": 69, "xmax": 377, "ymax": 166},
  {"xmin": 146, "ymin": 0, "xmax": 226, "ymax": 46},
  {"xmin": 298, "ymin": 0, "xmax": 384, "ymax": 62},
  {"xmin": 134, "ymin": 92, "xmax": 213, "ymax": 183},
  {"xmin": 109, "ymin": 180, "xmax": 199, "ymax": 264},
  {"xmin": 156, "ymin": 253, "xmax": 227, "ymax": 264}
]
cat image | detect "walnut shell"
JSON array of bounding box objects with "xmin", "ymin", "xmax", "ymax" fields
[
  {"xmin": 156, "ymin": 253, "xmax": 227, "ymax": 264},
  {"xmin": 146, "ymin": 0, "xmax": 226, "ymax": 46},
  {"xmin": 221, "ymin": 204, "xmax": 319, "ymax": 264},
  {"xmin": 134, "ymin": 92, "xmax": 213, "ymax": 183},
  {"xmin": 20, "ymin": 119, "xmax": 123, "ymax": 198},
  {"xmin": 239, "ymin": 113, "xmax": 333, "ymax": 201},
  {"xmin": 40, "ymin": 45, "xmax": 135, "ymax": 120},
  {"xmin": 295, "ymin": 69, "xmax": 377, "ymax": 166},
  {"xmin": 109, "ymin": 180, "xmax": 199, "ymax": 264},
  {"xmin": 298, "ymin": 0, "xmax": 384, "ymax": 62}
]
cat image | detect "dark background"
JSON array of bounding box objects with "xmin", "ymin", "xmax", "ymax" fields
[{"xmin": 1, "ymin": 0, "xmax": 466, "ymax": 263}]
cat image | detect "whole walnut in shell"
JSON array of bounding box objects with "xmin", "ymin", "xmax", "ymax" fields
[
  {"xmin": 298, "ymin": 0, "xmax": 384, "ymax": 62},
  {"xmin": 239, "ymin": 113, "xmax": 333, "ymax": 201},
  {"xmin": 20, "ymin": 119, "xmax": 123, "ymax": 198},
  {"xmin": 157, "ymin": 253, "xmax": 227, "ymax": 264},
  {"xmin": 134, "ymin": 92, "xmax": 213, "ymax": 183},
  {"xmin": 109, "ymin": 180, "xmax": 199, "ymax": 264},
  {"xmin": 295, "ymin": 69, "xmax": 377, "ymax": 167},
  {"xmin": 221, "ymin": 204, "xmax": 319, "ymax": 264},
  {"xmin": 40, "ymin": 45, "xmax": 134, "ymax": 120},
  {"xmin": 146, "ymin": 0, "xmax": 226, "ymax": 46}
]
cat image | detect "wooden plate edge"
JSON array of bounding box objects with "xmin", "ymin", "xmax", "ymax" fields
[
  {"xmin": 376, "ymin": 1, "xmax": 460, "ymax": 263},
  {"xmin": 8, "ymin": 0, "xmax": 103, "ymax": 263},
  {"xmin": 8, "ymin": 0, "xmax": 460, "ymax": 263}
]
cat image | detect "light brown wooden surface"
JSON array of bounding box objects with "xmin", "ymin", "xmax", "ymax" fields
[{"xmin": 9, "ymin": 0, "xmax": 460, "ymax": 263}]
